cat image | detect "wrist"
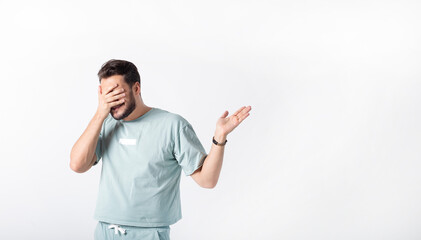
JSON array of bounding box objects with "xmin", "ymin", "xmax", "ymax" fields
[
  {"xmin": 213, "ymin": 131, "xmax": 227, "ymax": 143},
  {"xmin": 95, "ymin": 110, "xmax": 107, "ymax": 122}
]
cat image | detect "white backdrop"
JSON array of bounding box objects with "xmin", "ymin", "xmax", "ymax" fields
[{"xmin": 0, "ymin": 0, "xmax": 420, "ymax": 239}]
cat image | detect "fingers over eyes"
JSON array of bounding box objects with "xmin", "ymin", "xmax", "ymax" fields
[{"xmin": 105, "ymin": 84, "xmax": 119, "ymax": 95}]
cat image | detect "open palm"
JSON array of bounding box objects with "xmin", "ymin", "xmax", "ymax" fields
[{"xmin": 216, "ymin": 106, "xmax": 252, "ymax": 136}]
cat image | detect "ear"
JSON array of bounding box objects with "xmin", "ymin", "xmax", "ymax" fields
[{"xmin": 134, "ymin": 82, "xmax": 141, "ymax": 94}]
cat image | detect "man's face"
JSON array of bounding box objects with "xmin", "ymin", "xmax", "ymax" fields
[{"xmin": 100, "ymin": 75, "xmax": 137, "ymax": 120}]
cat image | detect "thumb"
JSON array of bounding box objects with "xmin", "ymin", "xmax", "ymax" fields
[{"xmin": 220, "ymin": 110, "xmax": 229, "ymax": 118}]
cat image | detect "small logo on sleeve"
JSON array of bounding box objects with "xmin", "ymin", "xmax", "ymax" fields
[{"xmin": 119, "ymin": 138, "xmax": 137, "ymax": 145}]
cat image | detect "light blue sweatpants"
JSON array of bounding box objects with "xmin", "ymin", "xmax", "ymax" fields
[{"xmin": 94, "ymin": 221, "xmax": 170, "ymax": 240}]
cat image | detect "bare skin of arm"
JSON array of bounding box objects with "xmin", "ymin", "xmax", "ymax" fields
[
  {"xmin": 190, "ymin": 106, "xmax": 252, "ymax": 188},
  {"xmin": 69, "ymin": 83, "xmax": 126, "ymax": 173}
]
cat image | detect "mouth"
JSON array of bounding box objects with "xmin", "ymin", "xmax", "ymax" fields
[{"xmin": 112, "ymin": 103, "xmax": 125, "ymax": 111}]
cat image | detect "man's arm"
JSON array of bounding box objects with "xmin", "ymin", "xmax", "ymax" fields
[
  {"xmin": 190, "ymin": 132, "xmax": 226, "ymax": 188},
  {"xmin": 191, "ymin": 106, "xmax": 252, "ymax": 188},
  {"xmin": 69, "ymin": 83, "xmax": 126, "ymax": 173},
  {"xmin": 69, "ymin": 112, "xmax": 105, "ymax": 173}
]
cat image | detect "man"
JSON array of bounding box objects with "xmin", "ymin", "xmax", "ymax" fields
[{"xmin": 70, "ymin": 59, "xmax": 251, "ymax": 240}]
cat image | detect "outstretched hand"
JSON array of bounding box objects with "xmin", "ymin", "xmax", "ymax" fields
[{"xmin": 215, "ymin": 106, "xmax": 252, "ymax": 136}]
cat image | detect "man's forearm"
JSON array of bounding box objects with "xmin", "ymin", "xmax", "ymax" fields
[
  {"xmin": 70, "ymin": 111, "xmax": 105, "ymax": 173},
  {"xmin": 197, "ymin": 131, "xmax": 227, "ymax": 188},
  {"xmin": 192, "ymin": 106, "xmax": 251, "ymax": 188}
]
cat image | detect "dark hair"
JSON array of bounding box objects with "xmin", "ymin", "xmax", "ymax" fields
[{"xmin": 97, "ymin": 59, "xmax": 141, "ymax": 88}]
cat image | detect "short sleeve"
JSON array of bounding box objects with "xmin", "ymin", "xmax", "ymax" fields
[{"xmin": 173, "ymin": 123, "xmax": 208, "ymax": 176}]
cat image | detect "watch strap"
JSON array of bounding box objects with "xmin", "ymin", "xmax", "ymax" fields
[{"xmin": 212, "ymin": 136, "xmax": 227, "ymax": 146}]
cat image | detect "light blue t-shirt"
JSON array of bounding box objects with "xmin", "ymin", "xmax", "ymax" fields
[{"xmin": 93, "ymin": 107, "xmax": 207, "ymax": 227}]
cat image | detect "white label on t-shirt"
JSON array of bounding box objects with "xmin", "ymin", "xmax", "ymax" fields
[{"xmin": 119, "ymin": 138, "xmax": 137, "ymax": 145}]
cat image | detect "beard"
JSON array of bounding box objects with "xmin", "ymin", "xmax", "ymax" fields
[{"xmin": 110, "ymin": 90, "xmax": 136, "ymax": 121}]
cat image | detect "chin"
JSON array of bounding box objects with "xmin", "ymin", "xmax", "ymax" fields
[{"xmin": 111, "ymin": 111, "xmax": 124, "ymax": 120}]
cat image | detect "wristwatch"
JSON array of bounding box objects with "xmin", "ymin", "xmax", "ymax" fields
[{"xmin": 212, "ymin": 136, "xmax": 227, "ymax": 146}]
